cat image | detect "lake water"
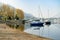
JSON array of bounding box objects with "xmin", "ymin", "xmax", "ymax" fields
[{"xmin": 24, "ymin": 23, "xmax": 60, "ymax": 40}]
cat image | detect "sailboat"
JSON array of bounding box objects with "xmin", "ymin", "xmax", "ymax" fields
[
  {"xmin": 30, "ymin": 6, "xmax": 44, "ymax": 27},
  {"xmin": 30, "ymin": 20, "xmax": 44, "ymax": 27},
  {"xmin": 45, "ymin": 20, "xmax": 51, "ymax": 25},
  {"xmin": 45, "ymin": 9, "xmax": 51, "ymax": 25}
]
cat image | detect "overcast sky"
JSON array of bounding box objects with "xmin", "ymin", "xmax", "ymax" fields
[{"xmin": 0, "ymin": 0, "xmax": 60, "ymax": 18}]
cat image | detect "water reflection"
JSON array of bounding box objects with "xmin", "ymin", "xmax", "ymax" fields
[
  {"xmin": 7, "ymin": 24, "xmax": 24, "ymax": 31},
  {"xmin": 6, "ymin": 22, "xmax": 60, "ymax": 40},
  {"xmin": 24, "ymin": 24, "xmax": 60, "ymax": 40}
]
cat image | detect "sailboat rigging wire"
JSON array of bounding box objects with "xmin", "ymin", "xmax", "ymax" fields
[{"xmin": 38, "ymin": 6, "xmax": 43, "ymax": 20}]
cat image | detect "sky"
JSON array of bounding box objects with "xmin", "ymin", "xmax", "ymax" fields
[{"xmin": 0, "ymin": 0, "xmax": 60, "ymax": 18}]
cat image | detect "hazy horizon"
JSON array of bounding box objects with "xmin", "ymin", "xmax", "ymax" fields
[{"xmin": 0, "ymin": 0, "xmax": 60, "ymax": 18}]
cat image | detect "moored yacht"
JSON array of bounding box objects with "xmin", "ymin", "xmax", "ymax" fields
[{"xmin": 30, "ymin": 20, "xmax": 44, "ymax": 27}]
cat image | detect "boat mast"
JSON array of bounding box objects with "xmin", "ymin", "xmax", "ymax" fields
[
  {"xmin": 48, "ymin": 9, "xmax": 50, "ymax": 21},
  {"xmin": 38, "ymin": 6, "xmax": 43, "ymax": 21},
  {"xmin": 48, "ymin": 9, "xmax": 49, "ymax": 18}
]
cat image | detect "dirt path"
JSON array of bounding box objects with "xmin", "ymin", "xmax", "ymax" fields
[{"xmin": 0, "ymin": 24, "xmax": 51, "ymax": 40}]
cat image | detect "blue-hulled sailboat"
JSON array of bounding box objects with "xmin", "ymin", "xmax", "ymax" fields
[
  {"xmin": 30, "ymin": 6, "xmax": 44, "ymax": 27},
  {"xmin": 30, "ymin": 20, "xmax": 44, "ymax": 27}
]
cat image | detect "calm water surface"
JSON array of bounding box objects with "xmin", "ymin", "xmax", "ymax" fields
[{"xmin": 24, "ymin": 23, "xmax": 60, "ymax": 40}]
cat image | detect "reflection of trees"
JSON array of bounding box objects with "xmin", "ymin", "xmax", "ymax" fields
[{"xmin": 0, "ymin": 4, "xmax": 24, "ymax": 31}]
